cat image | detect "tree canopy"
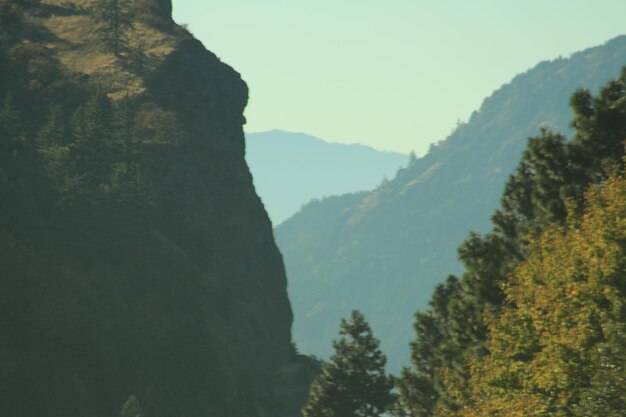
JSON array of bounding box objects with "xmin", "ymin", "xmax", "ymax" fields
[
  {"xmin": 395, "ymin": 67, "xmax": 626, "ymax": 417},
  {"xmin": 461, "ymin": 168, "xmax": 626, "ymax": 417}
]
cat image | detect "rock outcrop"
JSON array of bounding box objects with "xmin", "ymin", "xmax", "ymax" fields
[{"xmin": 0, "ymin": 1, "xmax": 315, "ymax": 416}]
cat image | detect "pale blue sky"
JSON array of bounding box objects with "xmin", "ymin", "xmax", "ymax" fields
[{"xmin": 172, "ymin": 1, "xmax": 626, "ymax": 154}]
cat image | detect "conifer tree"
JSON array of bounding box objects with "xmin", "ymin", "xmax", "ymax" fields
[
  {"xmin": 0, "ymin": 94, "xmax": 21, "ymax": 157},
  {"xmin": 113, "ymin": 93, "xmax": 138, "ymax": 158},
  {"xmin": 93, "ymin": 0, "xmax": 134, "ymax": 56},
  {"xmin": 36, "ymin": 105, "xmax": 65, "ymax": 148},
  {"xmin": 395, "ymin": 310, "xmax": 442, "ymax": 417},
  {"xmin": 128, "ymin": 39, "xmax": 148, "ymax": 73},
  {"xmin": 71, "ymin": 89, "xmax": 115, "ymax": 185},
  {"xmin": 0, "ymin": 3, "xmax": 7, "ymax": 57},
  {"xmin": 302, "ymin": 310, "xmax": 395, "ymax": 417},
  {"xmin": 35, "ymin": 105, "xmax": 82, "ymax": 198},
  {"xmin": 397, "ymin": 67, "xmax": 626, "ymax": 417}
]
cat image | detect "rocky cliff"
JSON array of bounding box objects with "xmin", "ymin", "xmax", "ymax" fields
[{"xmin": 0, "ymin": 1, "xmax": 314, "ymax": 416}]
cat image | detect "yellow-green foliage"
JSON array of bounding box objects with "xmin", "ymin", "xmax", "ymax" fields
[{"xmin": 461, "ymin": 173, "xmax": 626, "ymax": 417}]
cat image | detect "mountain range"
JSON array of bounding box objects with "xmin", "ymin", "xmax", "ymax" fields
[
  {"xmin": 245, "ymin": 130, "xmax": 407, "ymax": 225},
  {"xmin": 274, "ymin": 35, "xmax": 626, "ymax": 372}
]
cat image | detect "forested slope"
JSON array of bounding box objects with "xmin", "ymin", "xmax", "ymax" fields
[
  {"xmin": 396, "ymin": 64, "xmax": 626, "ymax": 417},
  {"xmin": 275, "ymin": 36, "xmax": 626, "ymax": 371},
  {"xmin": 295, "ymin": 54, "xmax": 626, "ymax": 417}
]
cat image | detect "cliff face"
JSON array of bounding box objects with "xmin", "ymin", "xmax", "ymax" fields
[{"xmin": 0, "ymin": 1, "xmax": 312, "ymax": 416}]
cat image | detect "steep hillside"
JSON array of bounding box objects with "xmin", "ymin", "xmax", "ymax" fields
[
  {"xmin": 0, "ymin": 1, "xmax": 314, "ymax": 416},
  {"xmin": 245, "ymin": 130, "xmax": 407, "ymax": 225},
  {"xmin": 275, "ymin": 36, "xmax": 626, "ymax": 371},
  {"xmin": 396, "ymin": 65, "xmax": 626, "ymax": 417}
]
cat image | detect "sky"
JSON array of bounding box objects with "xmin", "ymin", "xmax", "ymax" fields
[{"xmin": 172, "ymin": 1, "xmax": 626, "ymax": 155}]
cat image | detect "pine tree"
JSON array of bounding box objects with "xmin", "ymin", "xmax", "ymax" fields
[
  {"xmin": 302, "ymin": 310, "xmax": 395, "ymax": 417},
  {"xmin": 36, "ymin": 105, "xmax": 65, "ymax": 148},
  {"xmin": 113, "ymin": 93, "xmax": 138, "ymax": 159},
  {"xmin": 397, "ymin": 67, "xmax": 626, "ymax": 417},
  {"xmin": 93, "ymin": 0, "xmax": 134, "ymax": 56},
  {"xmin": 395, "ymin": 310, "xmax": 443, "ymax": 417},
  {"xmin": 0, "ymin": 94, "xmax": 20, "ymax": 154},
  {"xmin": 71, "ymin": 89, "xmax": 115, "ymax": 186},
  {"xmin": 35, "ymin": 105, "xmax": 82, "ymax": 198},
  {"xmin": 0, "ymin": 3, "xmax": 8, "ymax": 59},
  {"xmin": 128, "ymin": 39, "xmax": 148, "ymax": 73}
]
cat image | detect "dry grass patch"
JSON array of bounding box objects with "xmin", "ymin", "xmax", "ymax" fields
[{"xmin": 29, "ymin": 0, "xmax": 180, "ymax": 99}]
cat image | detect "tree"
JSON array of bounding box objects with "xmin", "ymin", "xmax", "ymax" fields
[
  {"xmin": 0, "ymin": 94, "xmax": 21, "ymax": 154},
  {"xmin": 127, "ymin": 39, "xmax": 149, "ymax": 73},
  {"xmin": 93, "ymin": 0, "xmax": 134, "ymax": 56},
  {"xmin": 0, "ymin": 3, "xmax": 8, "ymax": 58},
  {"xmin": 395, "ymin": 309, "xmax": 444, "ymax": 417},
  {"xmin": 71, "ymin": 89, "xmax": 115, "ymax": 186},
  {"xmin": 461, "ymin": 172, "xmax": 626, "ymax": 417},
  {"xmin": 396, "ymin": 67, "xmax": 626, "ymax": 417},
  {"xmin": 36, "ymin": 105, "xmax": 65, "ymax": 148},
  {"xmin": 302, "ymin": 310, "xmax": 396, "ymax": 417}
]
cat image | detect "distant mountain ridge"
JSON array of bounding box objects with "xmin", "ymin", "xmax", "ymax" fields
[
  {"xmin": 275, "ymin": 35, "xmax": 626, "ymax": 372},
  {"xmin": 245, "ymin": 130, "xmax": 407, "ymax": 225}
]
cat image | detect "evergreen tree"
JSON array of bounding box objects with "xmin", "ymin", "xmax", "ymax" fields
[
  {"xmin": 395, "ymin": 309, "xmax": 444, "ymax": 417},
  {"xmin": 397, "ymin": 67, "xmax": 626, "ymax": 417},
  {"xmin": 36, "ymin": 105, "xmax": 65, "ymax": 148},
  {"xmin": 302, "ymin": 310, "xmax": 395, "ymax": 417},
  {"xmin": 113, "ymin": 93, "xmax": 138, "ymax": 159},
  {"xmin": 71, "ymin": 89, "xmax": 115, "ymax": 186},
  {"xmin": 35, "ymin": 105, "xmax": 82, "ymax": 199},
  {"xmin": 0, "ymin": 3, "xmax": 8, "ymax": 60},
  {"xmin": 493, "ymin": 129, "xmax": 571, "ymax": 242},
  {"xmin": 93, "ymin": 0, "xmax": 134, "ymax": 56},
  {"xmin": 0, "ymin": 94, "xmax": 21, "ymax": 157},
  {"xmin": 0, "ymin": 94, "xmax": 19, "ymax": 181},
  {"xmin": 0, "ymin": 94, "xmax": 19, "ymax": 133},
  {"xmin": 128, "ymin": 39, "xmax": 148, "ymax": 73}
]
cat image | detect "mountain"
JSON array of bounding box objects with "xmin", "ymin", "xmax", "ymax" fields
[
  {"xmin": 245, "ymin": 130, "xmax": 407, "ymax": 225},
  {"xmin": 0, "ymin": 1, "xmax": 314, "ymax": 416},
  {"xmin": 274, "ymin": 35, "xmax": 626, "ymax": 372}
]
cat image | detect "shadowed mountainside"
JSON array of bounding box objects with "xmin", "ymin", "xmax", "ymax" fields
[{"xmin": 0, "ymin": 1, "xmax": 315, "ymax": 416}]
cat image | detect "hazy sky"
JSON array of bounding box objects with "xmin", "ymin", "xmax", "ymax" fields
[{"xmin": 172, "ymin": 1, "xmax": 626, "ymax": 154}]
